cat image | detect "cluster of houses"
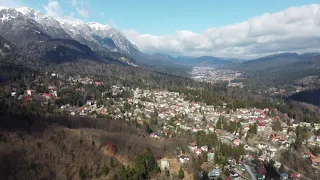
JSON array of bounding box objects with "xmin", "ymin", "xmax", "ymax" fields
[{"xmin": 7, "ymin": 72, "xmax": 320, "ymax": 179}]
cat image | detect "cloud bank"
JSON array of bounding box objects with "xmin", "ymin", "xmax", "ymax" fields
[{"xmin": 123, "ymin": 4, "xmax": 320, "ymax": 58}]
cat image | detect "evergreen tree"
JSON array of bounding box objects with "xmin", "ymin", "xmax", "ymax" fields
[
  {"xmin": 145, "ymin": 124, "xmax": 153, "ymax": 134},
  {"xmin": 110, "ymin": 158, "xmax": 115, "ymax": 168},
  {"xmin": 165, "ymin": 167, "xmax": 170, "ymax": 177},
  {"xmin": 178, "ymin": 166, "xmax": 185, "ymax": 179},
  {"xmin": 224, "ymin": 168, "xmax": 230, "ymax": 177},
  {"xmin": 272, "ymin": 120, "xmax": 282, "ymax": 131},
  {"xmin": 102, "ymin": 164, "xmax": 109, "ymax": 177},
  {"xmin": 203, "ymin": 151, "xmax": 208, "ymax": 162},
  {"xmin": 120, "ymin": 165, "xmax": 128, "ymax": 180},
  {"xmin": 216, "ymin": 117, "xmax": 222, "ymax": 129},
  {"xmin": 245, "ymin": 133, "xmax": 249, "ymax": 141},
  {"xmin": 79, "ymin": 166, "xmax": 86, "ymax": 180}
]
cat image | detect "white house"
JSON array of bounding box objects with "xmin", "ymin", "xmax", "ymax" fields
[
  {"xmin": 258, "ymin": 143, "xmax": 268, "ymax": 150},
  {"xmin": 201, "ymin": 145, "xmax": 208, "ymax": 152},
  {"xmin": 159, "ymin": 159, "xmax": 170, "ymax": 170},
  {"xmin": 178, "ymin": 155, "xmax": 190, "ymax": 164}
]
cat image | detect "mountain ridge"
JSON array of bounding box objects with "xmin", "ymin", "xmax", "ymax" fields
[{"xmin": 0, "ymin": 7, "xmax": 137, "ymax": 66}]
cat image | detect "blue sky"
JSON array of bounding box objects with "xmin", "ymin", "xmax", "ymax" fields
[
  {"xmin": 2, "ymin": 0, "xmax": 320, "ymax": 58},
  {"xmin": 15, "ymin": 0, "xmax": 320, "ymax": 35}
]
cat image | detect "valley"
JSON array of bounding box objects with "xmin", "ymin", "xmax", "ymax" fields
[
  {"xmin": 1, "ymin": 3, "xmax": 320, "ymax": 180},
  {"xmin": 190, "ymin": 67, "xmax": 243, "ymax": 87}
]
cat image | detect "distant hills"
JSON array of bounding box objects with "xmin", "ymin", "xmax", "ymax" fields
[
  {"xmin": 227, "ymin": 52, "xmax": 320, "ymax": 89},
  {"xmin": 136, "ymin": 53, "xmax": 237, "ymax": 67},
  {"xmin": 232, "ymin": 52, "xmax": 320, "ymax": 72}
]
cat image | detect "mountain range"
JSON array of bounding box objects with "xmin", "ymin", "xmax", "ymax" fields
[
  {"xmin": 1, "ymin": 6, "xmax": 320, "ymax": 78},
  {"xmin": 0, "ymin": 7, "xmax": 138, "ymax": 66},
  {"xmin": 0, "ymin": 6, "xmax": 249, "ymax": 71}
]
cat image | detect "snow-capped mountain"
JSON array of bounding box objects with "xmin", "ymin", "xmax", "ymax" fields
[
  {"xmin": 16, "ymin": 7, "xmax": 71, "ymax": 39},
  {"xmin": 0, "ymin": 6, "xmax": 137, "ymax": 66},
  {"xmin": 59, "ymin": 21, "xmax": 139, "ymax": 55},
  {"xmin": 11, "ymin": 7, "xmax": 139, "ymax": 56}
]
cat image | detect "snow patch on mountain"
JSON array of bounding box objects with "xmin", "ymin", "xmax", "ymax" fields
[
  {"xmin": 0, "ymin": 14, "xmax": 16, "ymax": 22},
  {"xmin": 87, "ymin": 22, "xmax": 111, "ymax": 31},
  {"xmin": 4, "ymin": 43, "xmax": 11, "ymax": 50}
]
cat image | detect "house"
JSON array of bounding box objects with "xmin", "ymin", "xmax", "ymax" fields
[
  {"xmin": 258, "ymin": 143, "xmax": 267, "ymax": 150},
  {"xmin": 193, "ymin": 128, "xmax": 199, "ymax": 132},
  {"xmin": 201, "ymin": 145, "xmax": 208, "ymax": 152},
  {"xmin": 243, "ymin": 125, "xmax": 250, "ymax": 131},
  {"xmin": 86, "ymin": 100, "xmax": 93, "ymax": 106},
  {"xmin": 256, "ymin": 163, "xmax": 266, "ymax": 178},
  {"xmin": 282, "ymin": 127, "xmax": 288, "ymax": 133},
  {"xmin": 312, "ymin": 157, "xmax": 320, "ymax": 167},
  {"xmin": 227, "ymin": 157, "xmax": 236, "ymax": 167},
  {"xmin": 95, "ymin": 82, "xmax": 104, "ymax": 86},
  {"xmin": 233, "ymin": 138, "xmax": 242, "ymax": 146},
  {"xmin": 42, "ymin": 93, "xmax": 52, "ymax": 100},
  {"xmin": 280, "ymin": 173, "xmax": 289, "ymax": 180},
  {"xmin": 178, "ymin": 155, "xmax": 190, "ymax": 164},
  {"xmin": 290, "ymin": 173, "xmax": 301, "ymax": 179},
  {"xmin": 208, "ymin": 168, "xmax": 221, "ymax": 178},
  {"xmin": 150, "ymin": 133, "xmax": 159, "ymax": 139},
  {"xmin": 303, "ymin": 151, "xmax": 314, "ymax": 158},
  {"xmin": 159, "ymin": 159, "xmax": 170, "ymax": 170},
  {"xmin": 208, "ymin": 152, "xmax": 215, "ymax": 162},
  {"xmin": 292, "ymin": 120, "xmax": 300, "ymax": 127},
  {"xmin": 188, "ymin": 142, "xmax": 197, "ymax": 151},
  {"xmin": 194, "ymin": 148, "xmax": 203, "ymax": 155},
  {"xmin": 11, "ymin": 92, "xmax": 16, "ymax": 97},
  {"xmin": 257, "ymin": 122, "xmax": 265, "ymax": 131},
  {"xmin": 26, "ymin": 89, "xmax": 35, "ymax": 96}
]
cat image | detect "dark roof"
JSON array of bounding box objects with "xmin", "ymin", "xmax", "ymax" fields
[{"xmin": 257, "ymin": 163, "xmax": 266, "ymax": 175}]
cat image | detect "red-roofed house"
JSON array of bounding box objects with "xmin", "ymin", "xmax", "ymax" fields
[
  {"xmin": 233, "ymin": 139, "xmax": 242, "ymax": 146},
  {"xmin": 258, "ymin": 122, "xmax": 265, "ymax": 131},
  {"xmin": 304, "ymin": 151, "xmax": 316, "ymax": 159},
  {"xmin": 95, "ymin": 82, "xmax": 104, "ymax": 86},
  {"xmin": 42, "ymin": 93, "xmax": 52, "ymax": 100},
  {"xmin": 194, "ymin": 148, "xmax": 203, "ymax": 155},
  {"xmin": 193, "ymin": 128, "xmax": 199, "ymax": 132},
  {"xmin": 291, "ymin": 173, "xmax": 300, "ymax": 179}
]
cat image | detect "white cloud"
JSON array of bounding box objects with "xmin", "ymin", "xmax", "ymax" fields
[
  {"xmin": 123, "ymin": 4, "xmax": 320, "ymax": 58},
  {"xmin": 44, "ymin": 0, "xmax": 83, "ymax": 22},
  {"xmin": 44, "ymin": 1, "xmax": 62, "ymax": 19},
  {"xmin": 71, "ymin": 0, "xmax": 90, "ymax": 18},
  {"xmin": 76, "ymin": 7, "xmax": 89, "ymax": 17},
  {"xmin": 100, "ymin": 12, "xmax": 105, "ymax": 17}
]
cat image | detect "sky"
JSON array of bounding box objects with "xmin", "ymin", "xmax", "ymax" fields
[{"xmin": 1, "ymin": 0, "xmax": 320, "ymax": 58}]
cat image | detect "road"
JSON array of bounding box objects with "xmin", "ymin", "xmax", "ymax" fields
[
  {"xmin": 233, "ymin": 168, "xmax": 250, "ymax": 180},
  {"xmin": 244, "ymin": 164, "xmax": 257, "ymax": 180}
]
